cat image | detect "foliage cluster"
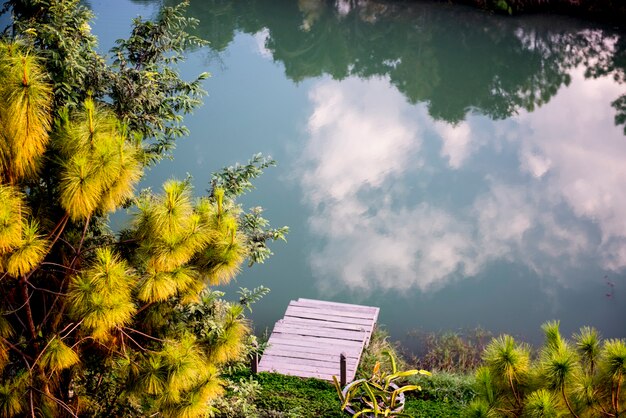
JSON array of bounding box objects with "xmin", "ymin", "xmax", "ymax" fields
[
  {"xmin": 0, "ymin": 1, "xmax": 286, "ymax": 416},
  {"xmin": 409, "ymin": 328, "xmax": 494, "ymax": 374},
  {"xmin": 465, "ymin": 321, "xmax": 626, "ymax": 417}
]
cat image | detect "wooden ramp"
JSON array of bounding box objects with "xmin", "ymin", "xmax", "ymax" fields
[{"xmin": 258, "ymin": 298, "xmax": 379, "ymax": 382}]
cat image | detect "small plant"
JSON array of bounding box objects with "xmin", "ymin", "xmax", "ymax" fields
[{"xmin": 333, "ymin": 350, "xmax": 431, "ymax": 417}]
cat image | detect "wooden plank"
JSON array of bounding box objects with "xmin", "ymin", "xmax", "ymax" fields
[
  {"xmin": 260, "ymin": 350, "xmax": 360, "ymax": 365},
  {"xmin": 259, "ymin": 369, "xmax": 337, "ymax": 381},
  {"xmin": 296, "ymin": 298, "xmax": 380, "ymax": 314},
  {"xmin": 286, "ymin": 304, "xmax": 377, "ymax": 320},
  {"xmin": 280, "ymin": 317, "xmax": 369, "ymax": 332},
  {"xmin": 262, "ymin": 344, "xmax": 360, "ymax": 359},
  {"xmin": 259, "ymin": 359, "xmax": 347, "ymax": 375},
  {"xmin": 272, "ymin": 323, "xmax": 366, "ymax": 341},
  {"xmin": 259, "ymin": 363, "xmax": 355, "ymax": 382},
  {"xmin": 261, "ymin": 349, "xmax": 357, "ymax": 363},
  {"xmin": 284, "ymin": 307, "xmax": 374, "ymax": 325},
  {"xmin": 259, "ymin": 355, "xmax": 357, "ymax": 372},
  {"xmin": 266, "ymin": 333, "xmax": 364, "ymax": 349}
]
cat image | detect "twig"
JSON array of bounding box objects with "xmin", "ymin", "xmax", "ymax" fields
[
  {"xmin": 31, "ymin": 387, "xmax": 78, "ymax": 417},
  {"xmin": 3, "ymin": 290, "xmax": 34, "ymax": 314},
  {"xmin": 26, "ymin": 281, "xmax": 67, "ymax": 296},
  {"xmin": 60, "ymin": 320, "xmax": 83, "ymax": 340},
  {"xmin": 69, "ymin": 216, "xmax": 90, "ymax": 270},
  {"xmin": 41, "ymin": 262, "xmax": 79, "ymax": 272},
  {"xmin": 123, "ymin": 326, "xmax": 164, "ymax": 342},
  {"xmin": 1, "ymin": 336, "xmax": 34, "ymax": 365},
  {"xmin": 119, "ymin": 329, "xmax": 146, "ymax": 352}
]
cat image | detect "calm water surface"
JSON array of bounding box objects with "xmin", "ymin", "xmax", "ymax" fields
[{"xmin": 89, "ymin": 0, "xmax": 626, "ymax": 349}]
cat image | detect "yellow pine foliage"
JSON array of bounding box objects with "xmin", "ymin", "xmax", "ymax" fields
[
  {"xmin": 600, "ymin": 339, "xmax": 626, "ymax": 380},
  {"xmin": 59, "ymin": 100, "xmax": 143, "ymax": 220},
  {"xmin": 39, "ymin": 336, "xmax": 80, "ymax": 372},
  {"xmin": 138, "ymin": 354, "xmax": 168, "ymax": 396},
  {"xmin": 156, "ymin": 338, "xmax": 224, "ymax": 418},
  {"xmin": 142, "ymin": 303, "xmax": 170, "ymax": 333},
  {"xmin": 192, "ymin": 192, "xmax": 247, "ymax": 285},
  {"xmin": 161, "ymin": 335, "xmax": 205, "ymax": 401},
  {"xmin": 3, "ymin": 220, "xmax": 48, "ymax": 277},
  {"xmin": 67, "ymin": 248, "xmax": 136, "ymax": 340},
  {"xmin": 66, "ymin": 98, "xmax": 118, "ymax": 154},
  {"xmin": 0, "ymin": 316, "xmax": 12, "ymax": 371},
  {"xmin": 0, "ymin": 48, "xmax": 52, "ymax": 182},
  {"xmin": 137, "ymin": 269, "xmax": 179, "ymax": 303},
  {"xmin": 148, "ymin": 234, "xmax": 199, "ymax": 273},
  {"xmin": 155, "ymin": 180, "xmax": 194, "ymax": 237},
  {"xmin": 136, "ymin": 182, "xmax": 213, "ymax": 272},
  {"xmin": 161, "ymin": 373, "xmax": 224, "ymax": 418},
  {"xmin": 59, "ymin": 153, "xmax": 104, "ymax": 221},
  {"xmin": 208, "ymin": 304, "xmax": 250, "ymax": 364},
  {"xmin": 0, "ymin": 375, "xmax": 26, "ymax": 418},
  {"xmin": 0, "ymin": 345, "xmax": 7, "ymax": 374},
  {"xmin": 0, "ymin": 317, "xmax": 13, "ymax": 369},
  {"xmin": 0, "ymin": 185, "xmax": 25, "ymax": 253},
  {"xmin": 98, "ymin": 136, "xmax": 143, "ymax": 212},
  {"xmin": 197, "ymin": 226, "xmax": 246, "ymax": 286},
  {"xmin": 0, "ymin": 315, "xmax": 14, "ymax": 339},
  {"xmin": 176, "ymin": 278, "xmax": 205, "ymax": 305},
  {"xmin": 169, "ymin": 266, "xmax": 199, "ymax": 296},
  {"xmin": 88, "ymin": 247, "xmax": 135, "ymax": 293},
  {"xmin": 84, "ymin": 293, "xmax": 136, "ymax": 341}
]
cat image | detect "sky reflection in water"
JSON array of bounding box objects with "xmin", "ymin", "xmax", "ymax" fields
[{"xmin": 296, "ymin": 67, "xmax": 626, "ymax": 294}]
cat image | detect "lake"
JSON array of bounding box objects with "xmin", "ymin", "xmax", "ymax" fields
[{"xmin": 87, "ymin": 0, "xmax": 626, "ymax": 350}]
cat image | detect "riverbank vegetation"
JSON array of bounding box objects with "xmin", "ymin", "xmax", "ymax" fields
[
  {"xmin": 210, "ymin": 323, "xmax": 626, "ymax": 417},
  {"xmin": 210, "ymin": 329, "xmax": 476, "ymax": 417}
]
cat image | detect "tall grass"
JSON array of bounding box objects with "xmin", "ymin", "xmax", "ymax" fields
[{"xmin": 407, "ymin": 328, "xmax": 493, "ymax": 374}]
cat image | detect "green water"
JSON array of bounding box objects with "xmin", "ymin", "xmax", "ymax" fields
[{"xmin": 88, "ymin": 0, "xmax": 626, "ymax": 348}]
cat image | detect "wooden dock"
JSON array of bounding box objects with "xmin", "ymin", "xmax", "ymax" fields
[{"xmin": 257, "ymin": 298, "xmax": 379, "ymax": 382}]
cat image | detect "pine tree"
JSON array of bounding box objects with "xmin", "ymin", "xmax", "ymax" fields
[{"xmin": 0, "ymin": 1, "xmax": 286, "ymax": 416}]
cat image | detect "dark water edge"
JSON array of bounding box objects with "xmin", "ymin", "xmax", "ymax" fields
[{"xmin": 429, "ymin": 0, "xmax": 626, "ymax": 25}]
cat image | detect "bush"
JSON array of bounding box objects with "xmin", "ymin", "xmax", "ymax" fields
[{"xmin": 465, "ymin": 321, "xmax": 626, "ymax": 417}]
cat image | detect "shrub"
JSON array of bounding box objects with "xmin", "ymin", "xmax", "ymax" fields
[{"xmin": 465, "ymin": 321, "xmax": 626, "ymax": 418}]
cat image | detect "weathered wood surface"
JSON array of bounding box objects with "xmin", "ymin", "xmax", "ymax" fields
[{"xmin": 258, "ymin": 298, "xmax": 379, "ymax": 382}]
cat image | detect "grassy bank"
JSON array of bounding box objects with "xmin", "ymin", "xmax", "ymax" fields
[
  {"xmin": 209, "ymin": 328, "xmax": 480, "ymax": 417},
  {"xmin": 213, "ymin": 369, "xmax": 471, "ymax": 417}
]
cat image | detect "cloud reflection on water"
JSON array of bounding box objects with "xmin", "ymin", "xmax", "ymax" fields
[{"xmin": 298, "ymin": 69, "xmax": 626, "ymax": 293}]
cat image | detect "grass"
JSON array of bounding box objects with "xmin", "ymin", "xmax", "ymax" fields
[
  {"xmin": 218, "ymin": 368, "xmax": 467, "ymax": 417},
  {"xmin": 252, "ymin": 372, "xmax": 344, "ymax": 417}
]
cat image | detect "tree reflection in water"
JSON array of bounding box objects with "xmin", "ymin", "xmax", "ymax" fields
[{"xmin": 133, "ymin": 0, "xmax": 626, "ymax": 132}]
